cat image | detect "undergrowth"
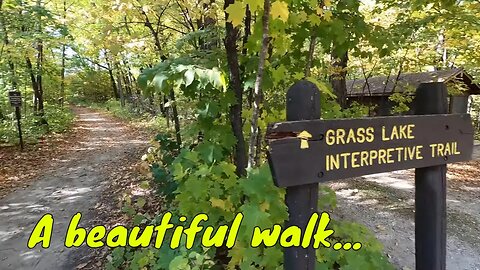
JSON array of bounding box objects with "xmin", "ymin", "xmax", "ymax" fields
[{"xmin": 0, "ymin": 104, "xmax": 75, "ymax": 145}]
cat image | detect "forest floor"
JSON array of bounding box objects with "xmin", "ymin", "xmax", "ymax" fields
[
  {"xmin": 0, "ymin": 107, "xmax": 150, "ymax": 270},
  {"xmin": 329, "ymin": 154, "xmax": 480, "ymax": 269}
]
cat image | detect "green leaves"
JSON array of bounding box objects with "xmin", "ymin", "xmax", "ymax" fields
[
  {"xmin": 152, "ymin": 73, "xmax": 169, "ymax": 92},
  {"xmin": 169, "ymin": 256, "xmax": 190, "ymax": 270},
  {"xmin": 138, "ymin": 62, "xmax": 226, "ymax": 96},
  {"xmin": 183, "ymin": 69, "xmax": 195, "ymax": 87},
  {"xmin": 306, "ymin": 77, "xmax": 336, "ymax": 99}
]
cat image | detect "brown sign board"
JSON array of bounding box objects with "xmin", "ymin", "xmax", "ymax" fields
[
  {"xmin": 8, "ymin": 91, "xmax": 22, "ymax": 107},
  {"xmin": 266, "ymin": 114, "xmax": 474, "ymax": 187}
]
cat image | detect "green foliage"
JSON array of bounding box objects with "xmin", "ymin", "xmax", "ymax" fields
[
  {"xmin": 389, "ymin": 87, "xmax": 415, "ymax": 115},
  {"xmin": 68, "ymin": 69, "xmax": 115, "ymax": 103},
  {"xmin": 146, "ymin": 134, "xmax": 179, "ymax": 202},
  {"xmin": 471, "ymin": 96, "xmax": 480, "ymax": 141},
  {"xmin": 0, "ymin": 104, "xmax": 74, "ymax": 145},
  {"xmin": 112, "ymin": 58, "xmax": 395, "ymax": 269},
  {"xmin": 389, "ymin": 92, "xmax": 414, "ymax": 115},
  {"xmin": 106, "ymin": 242, "xmax": 217, "ymax": 270},
  {"xmin": 138, "ymin": 59, "xmax": 227, "ymax": 100},
  {"xmin": 128, "ymin": 139, "xmax": 394, "ymax": 269},
  {"xmin": 317, "ymin": 221, "xmax": 395, "ymax": 270},
  {"xmin": 446, "ymin": 81, "xmax": 469, "ymax": 96}
]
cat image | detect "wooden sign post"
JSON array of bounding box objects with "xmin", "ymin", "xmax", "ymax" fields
[
  {"xmin": 266, "ymin": 82, "xmax": 474, "ymax": 270},
  {"xmin": 282, "ymin": 80, "xmax": 320, "ymax": 270},
  {"xmin": 414, "ymin": 82, "xmax": 448, "ymax": 270},
  {"xmin": 8, "ymin": 91, "xmax": 24, "ymax": 150}
]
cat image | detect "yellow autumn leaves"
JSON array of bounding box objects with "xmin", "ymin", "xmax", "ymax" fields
[
  {"xmin": 225, "ymin": 0, "xmax": 290, "ymax": 27},
  {"xmin": 225, "ymin": 0, "xmax": 332, "ymax": 28},
  {"xmin": 271, "ymin": 1, "xmax": 290, "ymax": 22}
]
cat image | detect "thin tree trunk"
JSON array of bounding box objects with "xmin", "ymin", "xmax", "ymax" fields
[
  {"xmin": 224, "ymin": 0, "xmax": 247, "ymax": 176},
  {"xmin": 107, "ymin": 61, "xmax": 119, "ymax": 99},
  {"xmin": 305, "ymin": 36, "xmax": 316, "ymax": 77},
  {"xmin": 0, "ymin": 1, "xmax": 17, "ymax": 90},
  {"xmin": 26, "ymin": 57, "xmax": 39, "ymax": 112},
  {"xmin": 36, "ymin": 40, "xmax": 44, "ymax": 115},
  {"xmin": 247, "ymin": 0, "xmax": 270, "ymax": 168},
  {"xmin": 60, "ymin": 44, "xmax": 66, "ymax": 105},
  {"xmin": 60, "ymin": 0, "xmax": 66, "ymax": 106},
  {"xmin": 435, "ymin": 28, "xmax": 447, "ymax": 70},
  {"xmin": 241, "ymin": 5, "xmax": 251, "ymax": 56},
  {"xmin": 242, "ymin": 5, "xmax": 253, "ymax": 108},
  {"xmin": 35, "ymin": 0, "xmax": 45, "ymax": 116},
  {"xmin": 117, "ymin": 72, "xmax": 125, "ymax": 107},
  {"xmin": 330, "ymin": 50, "xmax": 348, "ymax": 109},
  {"xmin": 170, "ymin": 90, "xmax": 182, "ymax": 146},
  {"xmin": 123, "ymin": 73, "xmax": 132, "ymax": 98}
]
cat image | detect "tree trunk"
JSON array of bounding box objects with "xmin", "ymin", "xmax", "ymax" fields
[
  {"xmin": 35, "ymin": 0, "xmax": 44, "ymax": 116},
  {"xmin": 224, "ymin": 0, "xmax": 247, "ymax": 176},
  {"xmin": 330, "ymin": 50, "xmax": 348, "ymax": 109},
  {"xmin": 247, "ymin": 0, "xmax": 270, "ymax": 168},
  {"xmin": 305, "ymin": 36, "xmax": 317, "ymax": 77},
  {"xmin": 36, "ymin": 40, "xmax": 44, "ymax": 115},
  {"xmin": 60, "ymin": 44, "xmax": 66, "ymax": 106},
  {"xmin": 170, "ymin": 90, "xmax": 182, "ymax": 146},
  {"xmin": 242, "ymin": 5, "xmax": 253, "ymax": 108},
  {"xmin": 26, "ymin": 57, "xmax": 39, "ymax": 112},
  {"xmin": 117, "ymin": 72, "xmax": 125, "ymax": 107},
  {"xmin": 60, "ymin": 0, "xmax": 66, "ymax": 106},
  {"xmin": 435, "ymin": 28, "xmax": 447, "ymax": 70},
  {"xmin": 107, "ymin": 62, "xmax": 119, "ymax": 99},
  {"xmin": 0, "ymin": 2, "xmax": 18, "ymax": 90}
]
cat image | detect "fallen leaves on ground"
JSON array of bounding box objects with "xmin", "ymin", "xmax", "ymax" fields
[
  {"xmin": 448, "ymin": 160, "xmax": 480, "ymax": 187},
  {"xmin": 0, "ymin": 116, "xmax": 87, "ymax": 199},
  {"xmin": 70, "ymin": 147, "xmax": 164, "ymax": 269}
]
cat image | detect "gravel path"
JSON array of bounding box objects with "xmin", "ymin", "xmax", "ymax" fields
[{"xmin": 0, "ymin": 107, "xmax": 147, "ymax": 270}]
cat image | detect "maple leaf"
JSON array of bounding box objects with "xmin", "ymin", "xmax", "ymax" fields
[
  {"xmin": 271, "ymin": 1, "xmax": 289, "ymax": 22},
  {"xmin": 210, "ymin": 198, "xmax": 227, "ymax": 210},
  {"xmin": 225, "ymin": 1, "xmax": 246, "ymax": 27},
  {"xmin": 271, "ymin": 64, "xmax": 287, "ymax": 84},
  {"xmin": 308, "ymin": 13, "xmax": 321, "ymax": 26},
  {"xmin": 324, "ymin": 10, "xmax": 333, "ymax": 21},
  {"xmin": 245, "ymin": 0, "xmax": 262, "ymax": 12},
  {"xmin": 293, "ymin": 72, "xmax": 304, "ymax": 80},
  {"xmin": 316, "ymin": 6, "xmax": 324, "ymax": 16}
]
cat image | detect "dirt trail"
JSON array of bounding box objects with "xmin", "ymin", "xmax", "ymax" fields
[
  {"xmin": 329, "ymin": 165, "xmax": 480, "ymax": 270},
  {"xmin": 0, "ymin": 107, "xmax": 148, "ymax": 270}
]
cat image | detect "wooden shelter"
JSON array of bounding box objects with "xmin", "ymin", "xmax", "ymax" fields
[{"xmin": 346, "ymin": 68, "xmax": 480, "ymax": 115}]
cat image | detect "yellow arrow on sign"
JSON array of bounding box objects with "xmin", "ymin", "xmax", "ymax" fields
[{"xmin": 297, "ymin": 130, "xmax": 312, "ymax": 149}]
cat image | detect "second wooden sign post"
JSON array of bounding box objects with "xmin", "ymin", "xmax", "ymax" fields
[{"xmin": 8, "ymin": 90, "xmax": 24, "ymax": 150}]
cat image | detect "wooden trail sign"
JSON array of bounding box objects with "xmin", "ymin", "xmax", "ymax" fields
[
  {"xmin": 269, "ymin": 81, "xmax": 473, "ymax": 270},
  {"xmin": 266, "ymin": 113, "xmax": 473, "ymax": 187},
  {"xmin": 8, "ymin": 91, "xmax": 22, "ymax": 107},
  {"xmin": 8, "ymin": 91, "xmax": 24, "ymax": 150}
]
